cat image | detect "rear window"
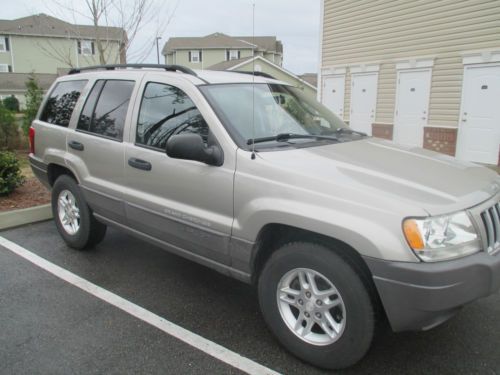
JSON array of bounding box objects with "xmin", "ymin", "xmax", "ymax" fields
[
  {"xmin": 40, "ymin": 80, "xmax": 87, "ymax": 127},
  {"xmin": 77, "ymin": 79, "xmax": 134, "ymax": 141}
]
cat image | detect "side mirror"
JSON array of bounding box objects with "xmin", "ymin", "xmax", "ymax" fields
[{"xmin": 166, "ymin": 133, "xmax": 223, "ymax": 166}]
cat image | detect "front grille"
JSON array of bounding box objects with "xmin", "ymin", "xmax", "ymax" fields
[{"xmin": 480, "ymin": 202, "xmax": 500, "ymax": 254}]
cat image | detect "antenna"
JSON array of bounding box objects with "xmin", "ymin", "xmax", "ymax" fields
[{"xmin": 251, "ymin": 2, "xmax": 256, "ymax": 160}]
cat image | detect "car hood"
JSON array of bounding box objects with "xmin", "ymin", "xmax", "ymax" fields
[{"xmin": 258, "ymin": 137, "xmax": 500, "ymax": 215}]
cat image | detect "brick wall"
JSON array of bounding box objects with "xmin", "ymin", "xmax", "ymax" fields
[
  {"xmin": 372, "ymin": 123, "xmax": 393, "ymax": 140},
  {"xmin": 423, "ymin": 127, "xmax": 458, "ymax": 156}
]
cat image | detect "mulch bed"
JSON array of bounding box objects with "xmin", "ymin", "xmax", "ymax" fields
[{"xmin": 0, "ymin": 177, "xmax": 51, "ymax": 212}]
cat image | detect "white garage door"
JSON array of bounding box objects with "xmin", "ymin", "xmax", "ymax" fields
[
  {"xmin": 350, "ymin": 73, "xmax": 378, "ymax": 135},
  {"xmin": 393, "ymin": 69, "xmax": 432, "ymax": 147},
  {"xmin": 457, "ymin": 64, "xmax": 500, "ymax": 164},
  {"xmin": 322, "ymin": 75, "xmax": 345, "ymax": 119}
]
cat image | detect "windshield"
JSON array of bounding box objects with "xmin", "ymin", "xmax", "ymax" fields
[{"xmin": 200, "ymin": 83, "xmax": 358, "ymax": 149}]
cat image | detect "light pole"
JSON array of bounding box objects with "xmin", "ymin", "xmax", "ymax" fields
[{"xmin": 156, "ymin": 36, "xmax": 162, "ymax": 64}]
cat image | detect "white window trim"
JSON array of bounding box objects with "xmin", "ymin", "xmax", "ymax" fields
[
  {"xmin": 395, "ymin": 58, "xmax": 434, "ymax": 70},
  {"xmin": 349, "ymin": 64, "xmax": 380, "ymax": 74},
  {"xmin": 0, "ymin": 63, "xmax": 9, "ymax": 72},
  {"xmin": 321, "ymin": 66, "xmax": 346, "ymax": 75},
  {"xmin": 190, "ymin": 50, "xmax": 201, "ymax": 63},
  {"xmin": 0, "ymin": 36, "xmax": 6, "ymax": 52},
  {"xmin": 81, "ymin": 40, "xmax": 93, "ymax": 56},
  {"xmin": 229, "ymin": 49, "xmax": 239, "ymax": 60},
  {"xmin": 462, "ymin": 50, "xmax": 500, "ymax": 65}
]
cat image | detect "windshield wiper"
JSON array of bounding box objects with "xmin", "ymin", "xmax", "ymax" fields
[
  {"xmin": 336, "ymin": 127, "xmax": 367, "ymax": 137},
  {"xmin": 247, "ymin": 133, "xmax": 340, "ymax": 145}
]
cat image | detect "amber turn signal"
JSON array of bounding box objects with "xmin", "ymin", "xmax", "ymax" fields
[{"xmin": 403, "ymin": 219, "xmax": 425, "ymax": 250}]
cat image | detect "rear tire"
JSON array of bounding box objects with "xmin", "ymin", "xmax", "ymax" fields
[
  {"xmin": 51, "ymin": 175, "xmax": 106, "ymax": 250},
  {"xmin": 258, "ymin": 242, "xmax": 375, "ymax": 369}
]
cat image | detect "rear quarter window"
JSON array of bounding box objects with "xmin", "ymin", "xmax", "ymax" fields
[{"xmin": 40, "ymin": 80, "xmax": 87, "ymax": 127}]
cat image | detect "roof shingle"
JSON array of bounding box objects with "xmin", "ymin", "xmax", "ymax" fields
[
  {"xmin": 0, "ymin": 14, "xmax": 124, "ymax": 41},
  {"xmin": 207, "ymin": 56, "xmax": 254, "ymax": 71},
  {"xmin": 162, "ymin": 32, "xmax": 281, "ymax": 55},
  {"xmin": 0, "ymin": 73, "xmax": 57, "ymax": 91}
]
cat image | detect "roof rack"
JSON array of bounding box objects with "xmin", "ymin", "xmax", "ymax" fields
[
  {"xmin": 234, "ymin": 70, "xmax": 276, "ymax": 80},
  {"xmin": 68, "ymin": 64, "xmax": 197, "ymax": 77}
]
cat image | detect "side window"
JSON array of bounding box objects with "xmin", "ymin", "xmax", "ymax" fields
[
  {"xmin": 136, "ymin": 82, "xmax": 209, "ymax": 150},
  {"xmin": 77, "ymin": 80, "xmax": 134, "ymax": 140},
  {"xmin": 77, "ymin": 80, "xmax": 105, "ymax": 132},
  {"xmin": 40, "ymin": 80, "xmax": 87, "ymax": 127}
]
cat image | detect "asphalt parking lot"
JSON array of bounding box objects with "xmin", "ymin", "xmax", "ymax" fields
[{"xmin": 1, "ymin": 220, "xmax": 499, "ymax": 374}]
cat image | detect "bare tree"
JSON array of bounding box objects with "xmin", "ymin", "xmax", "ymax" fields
[{"xmin": 37, "ymin": 0, "xmax": 177, "ymax": 66}]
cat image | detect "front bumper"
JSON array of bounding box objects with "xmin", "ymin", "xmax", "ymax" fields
[{"xmin": 363, "ymin": 251, "xmax": 500, "ymax": 332}]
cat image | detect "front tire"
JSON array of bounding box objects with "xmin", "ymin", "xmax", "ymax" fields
[
  {"xmin": 51, "ymin": 175, "xmax": 106, "ymax": 250},
  {"xmin": 258, "ymin": 242, "xmax": 375, "ymax": 369}
]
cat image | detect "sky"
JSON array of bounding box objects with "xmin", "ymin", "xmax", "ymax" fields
[{"xmin": 2, "ymin": 0, "xmax": 321, "ymax": 75}]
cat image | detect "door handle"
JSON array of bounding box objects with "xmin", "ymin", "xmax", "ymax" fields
[
  {"xmin": 68, "ymin": 140, "xmax": 84, "ymax": 151},
  {"xmin": 128, "ymin": 157, "xmax": 152, "ymax": 171}
]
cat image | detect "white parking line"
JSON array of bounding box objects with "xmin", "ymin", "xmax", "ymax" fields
[{"xmin": 0, "ymin": 236, "xmax": 280, "ymax": 375}]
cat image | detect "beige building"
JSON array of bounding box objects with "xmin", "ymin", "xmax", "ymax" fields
[
  {"xmin": 318, "ymin": 0, "xmax": 500, "ymax": 165},
  {"xmin": 162, "ymin": 32, "xmax": 283, "ymax": 69},
  {"xmin": 0, "ymin": 14, "xmax": 125, "ymax": 106},
  {"xmin": 162, "ymin": 32, "xmax": 316, "ymax": 98}
]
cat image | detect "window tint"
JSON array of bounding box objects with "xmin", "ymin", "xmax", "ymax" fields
[
  {"xmin": 77, "ymin": 80, "xmax": 134, "ymax": 140},
  {"xmin": 41, "ymin": 80, "xmax": 87, "ymax": 127},
  {"xmin": 136, "ymin": 82, "xmax": 208, "ymax": 150},
  {"xmin": 77, "ymin": 80, "xmax": 105, "ymax": 132}
]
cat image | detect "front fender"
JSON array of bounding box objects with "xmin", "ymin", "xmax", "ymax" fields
[{"xmin": 232, "ymin": 197, "xmax": 419, "ymax": 263}]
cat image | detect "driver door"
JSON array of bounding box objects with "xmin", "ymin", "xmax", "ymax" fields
[{"xmin": 123, "ymin": 78, "xmax": 235, "ymax": 265}]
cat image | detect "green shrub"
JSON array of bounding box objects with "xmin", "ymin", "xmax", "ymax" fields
[
  {"xmin": 0, "ymin": 151, "xmax": 25, "ymax": 195},
  {"xmin": 0, "ymin": 103, "xmax": 21, "ymax": 150},
  {"xmin": 22, "ymin": 75, "xmax": 43, "ymax": 135},
  {"xmin": 3, "ymin": 95, "xmax": 20, "ymax": 112}
]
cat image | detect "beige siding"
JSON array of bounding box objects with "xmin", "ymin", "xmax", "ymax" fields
[
  {"xmin": 167, "ymin": 48, "xmax": 254, "ymax": 70},
  {"xmin": 8, "ymin": 35, "xmax": 121, "ymax": 74},
  {"xmin": 321, "ymin": 0, "xmax": 500, "ymax": 127},
  {"xmin": 376, "ymin": 63, "xmax": 397, "ymax": 124},
  {"xmin": 343, "ymin": 72, "xmax": 351, "ymax": 122}
]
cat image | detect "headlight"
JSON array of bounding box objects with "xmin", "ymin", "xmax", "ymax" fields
[{"xmin": 403, "ymin": 211, "xmax": 480, "ymax": 262}]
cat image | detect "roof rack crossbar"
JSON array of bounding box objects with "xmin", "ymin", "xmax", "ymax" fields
[{"xmin": 68, "ymin": 64, "xmax": 197, "ymax": 77}]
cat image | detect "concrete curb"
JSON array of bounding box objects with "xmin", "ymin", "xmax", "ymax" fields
[{"xmin": 0, "ymin": 204, "xmax": 52, "ymax": 230}]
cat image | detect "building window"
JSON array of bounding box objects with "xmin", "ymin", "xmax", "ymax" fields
[
  {"xmin": 226, "ymin": 50, "xmax": 240, "ymax": 61},
  {"xmin": 78, "ymin": 40, "xmax": 95, "ymax": 55},
  {"xmin": 0, "ymin": 64, "xmax": 11, "ymax": 73},
  {"xmin": 189, "ymin": 50, "xmax": 201, "ymax": 63},
  {"xmin": 0, "ymin": 36, "xmax": 9, "ymax": 52}
]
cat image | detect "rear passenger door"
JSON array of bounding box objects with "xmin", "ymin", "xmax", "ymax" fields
[
  {"xmin": 66, "ymin": 78, "xmax": 137, "ymax": 225},
  {"xmin": 123, "ymin": 78, "xmax": 235, "ymax": 265},
  {"xmin": 37, "ymin": 79, "xmax": 88, "ymax": 167}
]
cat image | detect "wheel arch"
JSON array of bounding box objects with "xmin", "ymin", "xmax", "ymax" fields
[
  {"xmin": 250, "ymin": 223, "xmax": 385, "ymax": 320},
  {"xmin": 47, "ymin": 163, "xmax": 79, "ymax": 186},
  {"xmin": 251, "ymin": 223, "xmax": 371, "ymax": 283}
]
